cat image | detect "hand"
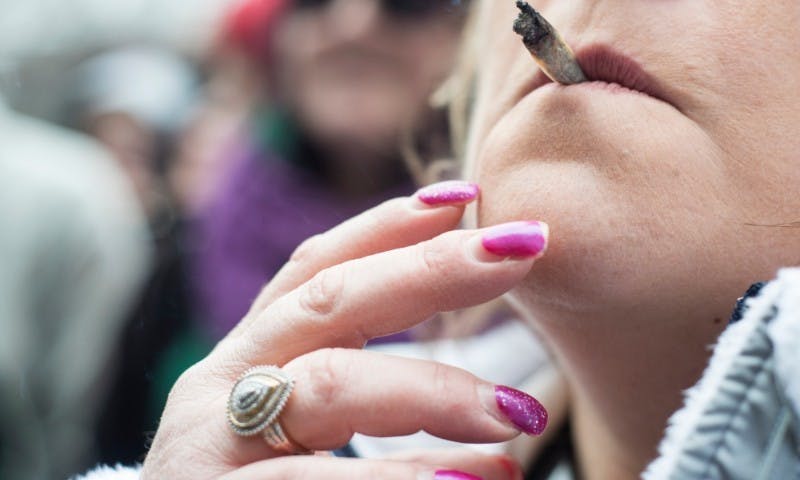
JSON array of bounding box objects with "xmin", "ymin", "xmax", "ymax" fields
[{"xmin": 141, "ymin": 181, "xmax": 549, "ymax": 480}]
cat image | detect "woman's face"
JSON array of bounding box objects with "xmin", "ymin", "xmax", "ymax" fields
[
  {"xmin": 466, "ymin": 1, "xmax": 800, "ymax": 316},
  {"xmin": 272, "ymin": 0, "xmax": 464, "ymax": 155}
]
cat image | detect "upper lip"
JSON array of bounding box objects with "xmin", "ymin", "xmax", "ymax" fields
[{"xmin": 524, "ymin": 44, "xmax": 673, "ymax": 106}]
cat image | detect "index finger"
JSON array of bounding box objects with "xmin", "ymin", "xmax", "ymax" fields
[{"xmin": 239, "ymin": 181, "xmax": 481, "ymax": 324}]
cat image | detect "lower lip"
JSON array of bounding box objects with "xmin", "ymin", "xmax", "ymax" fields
[{"xmin": 535, "ymin": 80, "xmax": 661, "ymax": 103}]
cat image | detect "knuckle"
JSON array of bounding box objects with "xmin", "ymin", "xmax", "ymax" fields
[
  {"xmin": 289, "ymin": 234, "xmax": 323, "ymax": 266},
  {"xmin": 431, "ymin": 361, "xmax": 457, "ymax": 394},
  {"xmin": 370, "ymin": 197, "xmax": 404, "ymax": 219},
  {"xmin": 169, "ymin": 359, "xmax": 215, "ymax": 396},
  {"xmin": 166, "ymin": 364, "xmax": 199, "ymax": 405},
  {"xmin": 430, "ymin": 362, "xmax": 470, "ymax": 416},
  {"xmin": 415, "ymin": 240, "xmax": 452, "ymax": 280},
  {"xmin": 359, "ymin": 197, "xmax": 406, "ymax": 233},
  {"xmin": 165, "ymin": 359, "xmax": 223, "ymax": 409},
  {"xmin": 298, "ymin": 266, "xmax": 345, "ymax": 318},
  {"xmin": 302, "ymin": 348, "xmax": 351, "ymax": 406}
]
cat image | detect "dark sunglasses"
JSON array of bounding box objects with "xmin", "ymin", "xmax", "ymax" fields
[{"xmin": 293, "ymin": 0, "xmax": 468, "ymax": 19}]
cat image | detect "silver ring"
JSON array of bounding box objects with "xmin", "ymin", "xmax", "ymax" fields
[{"xmin": 227, "ymin": 366, "xmax": 310, "ymax": 454}]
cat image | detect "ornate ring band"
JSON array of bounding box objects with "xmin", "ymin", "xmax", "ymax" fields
[{"xmin": 227, "ymin": 365, "xmax": 311, "ymax": 455}]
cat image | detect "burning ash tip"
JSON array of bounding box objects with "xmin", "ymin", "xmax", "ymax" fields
[
  {"xmin": 511, "ymin": 0, "xmax": 588, "ymax": 85},
  {"xmin": 516, "ymin": 1, "xmax": 533, "ymax": 13},
  {"xmin": 514, "ymin": 0, "xmax": 538, "ymax": 26},
  {"xmin": 513, "ymin": 1, "xmax": 548, "ymax": 46}
]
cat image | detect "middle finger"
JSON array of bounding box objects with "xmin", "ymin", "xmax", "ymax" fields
[{"xmin": 228, "ymin": 221, "xmax": 549, "ymax": 366}]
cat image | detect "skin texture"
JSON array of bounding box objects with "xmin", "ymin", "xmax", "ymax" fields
[{"xmin": 464, "ymin": 1, "xmax": 800, "ymax": 477}]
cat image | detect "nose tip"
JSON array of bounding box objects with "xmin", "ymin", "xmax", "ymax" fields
[{"xmin": 328, "ymin": 0, "xmax": 382, "ymax": 40}]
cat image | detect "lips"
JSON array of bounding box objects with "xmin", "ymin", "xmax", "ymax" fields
[
  {"xmin": 577, "ymin": 45, "xmax": 670, "ymax": 101},
  {"xmin": 524, "ymin": 43, "xmax": 673, "ymax": 107}
]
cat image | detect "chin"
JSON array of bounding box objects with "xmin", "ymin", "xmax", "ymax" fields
[
  {"xmin": 308, "ymin": 116, "xmax": 400, "ymax": 154},
  {"xmin": 302, "ymin": 89, "xmax": 414, "ymax": 148},
  {"xmin": 471, "ymin": 84, "xmax": 732, "ymax": 315}
]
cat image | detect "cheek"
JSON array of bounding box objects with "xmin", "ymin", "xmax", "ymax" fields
[
  {"xmin": 272, "ymin": 19, "xmax": 319, "ymax": 96},
  {"xmin": 472, "ymin": 91, "xmax": 750, "ymax": 312},
  {"xmin": 410, "ymin": 33, "xmax": 461, "ymax": 93},
  {"xmin": 673, "ymin": 2, "xmax": 800, "ymax": 196}
]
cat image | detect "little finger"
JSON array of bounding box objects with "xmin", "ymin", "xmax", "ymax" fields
[{"xmin": 220, "ymin": 456, "xmax": 501, "ymax": 480}]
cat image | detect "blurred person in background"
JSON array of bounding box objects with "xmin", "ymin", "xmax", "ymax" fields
[
  {"xmin": 190, "ymin": 0, "xmax": 470, "ymax": 340},
  {"xmin": 71, "ymin": 47, "xmax": 197, "ymax": 222},
  {"xmin": 167, "ymin": 2, "xmax": 268, "ymax": 218},
  {"xmin": 67, "ymin": 47, "xmax": 204, "ymax": 466},
  {"xmin": 125, "ymin": 1, "xmax": 473, "ymax": 457},
  {"xmin": 0, "ymin": 94, "xmax": 150, "ymax": 480}
]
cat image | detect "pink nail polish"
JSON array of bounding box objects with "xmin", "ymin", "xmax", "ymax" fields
[
  {"xmin": 495, "ymin": 386, "xmax": 548, "ymax": 436},
  {"xmin": 481, "ymin": 221, "xmax": 548, "ymax": 258},
  {"xmin": 416, "ymin": 181, "xmax": 480, "ymax": 206},
  {"xmin": 434, "ymin": 470, "xmax": 483, "ymax": 480}
]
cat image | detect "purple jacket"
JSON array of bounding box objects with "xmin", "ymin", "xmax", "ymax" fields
[{"xmin": 191, "ymin": 133, "xmax": 413, "ymax": 339}]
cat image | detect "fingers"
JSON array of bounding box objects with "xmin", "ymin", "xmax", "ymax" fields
[
  {"xmin": 232, "ymin": 221, "xmax": 548, "ymax": 366},
  {"xmin": 220, "ymin": 454, "xmax": 518, "ymax": 480},
  {"xmin": 240, "ymin": 181, "xmax": 481, "ymax": 325},
  {"xmin": 277, "ymin": 350, "xmax": 547, "ymax": 452},
  {"xmin": 387, "ymin": 450, "xmax": 524, "ymax": 480}
]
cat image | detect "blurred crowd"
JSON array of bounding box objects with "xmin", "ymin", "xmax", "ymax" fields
[{"xmin": 0, "ymin": 0, "xmax": 472, "ymax": 478}]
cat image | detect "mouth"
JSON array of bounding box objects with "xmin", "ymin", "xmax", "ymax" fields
[{"xmin": 524, "ymin": 44, "xmax": 674, "ymax": 107}]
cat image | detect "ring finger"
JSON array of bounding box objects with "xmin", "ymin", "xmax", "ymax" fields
[{"xmin": 277, "ymin": 349, "xmax": 548, "ymax": 452}]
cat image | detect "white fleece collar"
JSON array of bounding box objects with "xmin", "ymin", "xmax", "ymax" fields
[
  {"xmin": 71, "ymin": 464, "xmax": 141, "ymax": 480},
  {"xmin": 644, "ymin": 268, "xmax": 800, "ymax": 479}
]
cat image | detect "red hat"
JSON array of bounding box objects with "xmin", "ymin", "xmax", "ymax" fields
[{"xmin": 220, "ymin": 0, "xmax": 289, "ymax": 59}]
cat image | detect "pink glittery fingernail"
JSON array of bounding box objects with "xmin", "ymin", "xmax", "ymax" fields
[
  {"xmin": 481, "ymin": 221, "xmax": 549, "ymax": 258},
  {"xmin": 416, "ymin": 181, "xmax": 480, "ymax": 207},
  {"xmin": 434, "ymin": 470, "xmax": 483, "ymax": 480},
  {"xmin": 495, "ymin": 386, "xmax": 548, "ymax": 436}
]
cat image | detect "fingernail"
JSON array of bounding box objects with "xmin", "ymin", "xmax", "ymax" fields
[
  {"xmin": 481, "ymin": 221, "xmax": 549, "ymax": 258},
  {"xmin": 433, "ymin": 470, "xmax": 483, "ymax": 480},
  {"xmin": 415, "ymin": 181, "xmax": 480, "ymax": 207},
  {"xmin": 495, "ymin": 386, "xmax": 548, "ymax": 436}
]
